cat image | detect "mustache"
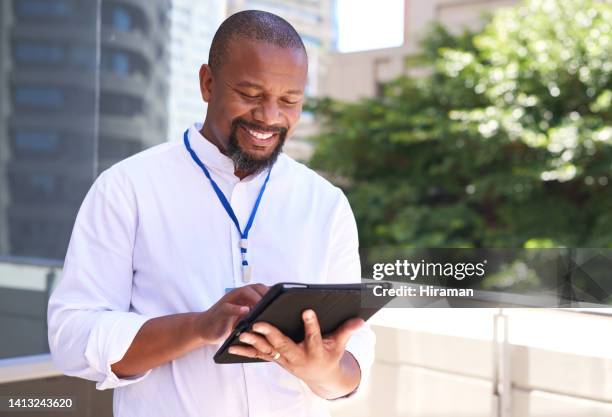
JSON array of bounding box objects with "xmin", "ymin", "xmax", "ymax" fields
[{"xmin": 233, "ymin": 118, "xmax": 287, "ymax": 135}]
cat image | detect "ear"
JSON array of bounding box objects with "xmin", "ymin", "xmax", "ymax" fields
[{"xmin": 199, "ymin": 63, "xmax": 213, "ymax": 103}]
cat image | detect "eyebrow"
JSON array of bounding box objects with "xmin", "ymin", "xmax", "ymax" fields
[{"xmin": 234, "ymin": 81, "xmax": 303, "ymax": 95}]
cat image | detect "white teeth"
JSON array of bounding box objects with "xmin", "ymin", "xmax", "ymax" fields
[{"xmin": 246, "ymin": 128, "xmax": 274, "ymax": 140}]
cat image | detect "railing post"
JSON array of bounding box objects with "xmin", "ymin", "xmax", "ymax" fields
[{"xmin": 492, "ymin": 308, "xmax": 511, "ymax": 417}]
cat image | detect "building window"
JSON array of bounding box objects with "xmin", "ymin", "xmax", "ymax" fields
[
  {"xmin": 102, "ymin": 49, "xmax": 150, "ymax": 78},
  {"xmin": 100, "ymin": 93, "xmax": 143, "ymax": 116},
  {"xmin": 111, "ymin": 52, "xmax": 129, "ymax": 76},
  {"xmin": 158, "ymin": 7, "xmax": 168, "ymax": 27},
  {"xmin": 113, "ymin": 7, "xmax": 132, "ymax": 31},
  {"xmin": 101, "ymin": 50, "xmax": 131, "ymax": 76},
  {"xmin": 14, "ymin": 131, "xmax": 61, "ymax": 153},
  {"xmin": 14, "ymin": 87, "xmax": 64, "ymax": 108},
  {"xmin": 69, "ymin": 46, "xmax": 96, "ymax": 70},
  {"xmin": 15, "ymin": 0, "xmax": 72, "ymax": 17},
  {"xmin": 29, "ymin": 174, "xmax": 56, "ymax": 196},
  {"xmin": 103, "ymin": 3, "xmax": 148, "ymax": 34},
  {"xmin": 14, "ymin": 42, "xmax": 64, "ymax": 63}
]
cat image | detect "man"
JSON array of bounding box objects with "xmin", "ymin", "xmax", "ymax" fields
[{"xmin": 48, "ymin": 10, "xmax": 374, "ymax": 417}]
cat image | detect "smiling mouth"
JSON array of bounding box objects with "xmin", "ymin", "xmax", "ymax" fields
[{"xmin": 240, "ymin": 125, "xmax": 278, "ymax": 144}]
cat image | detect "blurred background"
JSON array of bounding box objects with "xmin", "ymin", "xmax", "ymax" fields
[{"xmin": 0, "ymin": 0, "xmax": 611, "ymax": 416}]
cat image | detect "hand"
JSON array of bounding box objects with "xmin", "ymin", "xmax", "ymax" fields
[
  {"xmin": 229, "ymin": 309, "xmax": 364, "ymax": 398},
  {"xmin": 195, "ymin": 284, "xmax": 268, "ymax": 345}
]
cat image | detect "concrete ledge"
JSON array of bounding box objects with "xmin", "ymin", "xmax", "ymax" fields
[
  {"xmin": 512, "ymin": 388, "xmax": 612, "ymax": 417},
  {"xmin": 0, "ymin": 354, "xmax": 61, "ymax": 384}
]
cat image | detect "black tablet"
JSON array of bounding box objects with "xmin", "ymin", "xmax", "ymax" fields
[{"xmin": 214, "ymin": 282, "xmax": 394, "ymax": 364}]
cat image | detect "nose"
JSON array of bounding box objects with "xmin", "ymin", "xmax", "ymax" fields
[{"xmin": 252, "ymin": 97, "xmax": 282, "ymax": 127}]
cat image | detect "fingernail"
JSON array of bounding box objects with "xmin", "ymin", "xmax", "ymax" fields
[
  {"xmin": 304, "ymin": 310, "xmax": 314, "ymax": 320},
  {"xmin": 253, "ymin": 324, "xmax": 267, "ymax": 334},
  {"xmin": 240, "ymin": 334, "xmax": 253, "ymax": 344},
  {"xmin": 229, "ymin": 348, "xmax": 237, "ymax": 354}
]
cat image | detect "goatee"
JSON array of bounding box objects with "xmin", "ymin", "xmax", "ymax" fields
[{"xmin": 227, "ymin": 119, "xmax": 287, "ymax": 175}]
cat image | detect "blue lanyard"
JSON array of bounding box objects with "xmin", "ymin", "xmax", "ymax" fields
[{"xmin": 183, "ymin": 129, "xmax": 271, "ymax": 282}]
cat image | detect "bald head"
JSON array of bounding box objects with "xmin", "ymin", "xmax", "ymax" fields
[{"xmin": 208, "ymin": 10, "xmax": 307, "ymax": 71}]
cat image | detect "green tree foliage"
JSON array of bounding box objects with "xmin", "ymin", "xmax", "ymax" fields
[{"xmin": 308, "ymin": 0, "xmax": 611, "ymax": 249}]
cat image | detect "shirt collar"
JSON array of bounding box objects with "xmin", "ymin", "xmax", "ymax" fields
[
  {"xmin": 187, "ymin": 122, "xmax": 236, "ymax": 174},
  {"xmin": 186, "ymin": 122, "xmax": 281, "ymax": 183}
]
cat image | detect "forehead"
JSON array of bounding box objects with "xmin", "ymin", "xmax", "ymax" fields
[{"xmin": 219, "ymin": 38, "xmax": 308, "ymax": 92}]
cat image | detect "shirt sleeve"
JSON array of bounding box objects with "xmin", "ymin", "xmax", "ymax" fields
[
  {"xmin": 47, "ymin": 167, "xmax": 153, "ymax": 390},
  {"xmin": 326, "ymin": 191, "xmax": 376, "ymax": 398}
]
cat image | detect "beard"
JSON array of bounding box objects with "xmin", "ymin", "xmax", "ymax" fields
[{"xmin": 227, "ymin": 118, "xmax": 287, "ymax": 175}]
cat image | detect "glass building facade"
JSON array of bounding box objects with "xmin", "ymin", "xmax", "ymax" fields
[{"xmin": 0, "ymin": 0, "xmax": 171, "ymax": 359}]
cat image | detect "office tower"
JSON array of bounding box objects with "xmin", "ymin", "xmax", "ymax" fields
[
  {"xmin": 0, "ymin": 0, "xmax": 171, "ymax": 260},
  {"xmin": 167, "ymin": 0, "xmax": 227, "ymax": 143},
  {"xmin": 98, "ymin": 0, "xmax": 171, "ymax": 171}
]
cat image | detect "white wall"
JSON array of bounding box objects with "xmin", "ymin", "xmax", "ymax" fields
[{"xmin": 330, "ymin": 309, "xmax": 612, "ymax": 417}]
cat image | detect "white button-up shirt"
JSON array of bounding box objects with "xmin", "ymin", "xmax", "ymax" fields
[{"xmin": 48, "ymin": 123, "xmax": 375, "ymax": 417}]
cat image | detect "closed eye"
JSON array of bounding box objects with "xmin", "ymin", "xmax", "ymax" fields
[
  {"xmin": 239, "ymin": 91, "xmax": 260, "ymax": 100},
  {"xmin": 282, "ymin": 98, "xmax": 301, "ymax": 105}
]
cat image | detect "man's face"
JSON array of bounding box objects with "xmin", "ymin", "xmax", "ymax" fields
[{"xmin": 199, "ymin": 38, "xmax": 308, "ymax": 174}]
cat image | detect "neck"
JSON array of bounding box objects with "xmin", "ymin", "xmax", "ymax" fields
[
  {"xmin": 199, "ymin": 123, "xmax": 226, "ymax": 155},
  {"xmin": 198, "ymin": 124, "xmax": 252, "ymax": 180}
]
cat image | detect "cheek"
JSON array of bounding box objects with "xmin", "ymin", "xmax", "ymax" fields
[
  {"xmin": 214, "ymin": 102, "xmax": 249, "ymax": 133},
  {"xmin": 225, "ymin": 100, "xmax": 256, "ymax": 123},
  {"xmin": 285, "ymin": 108, "xmax": 302, "ymax": 132}
]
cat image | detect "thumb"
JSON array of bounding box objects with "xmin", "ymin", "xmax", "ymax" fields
[
  {"xmin": 329, "ymin": 317, "xmax": 364, "ymax": 348},
  {"xmin": 221, "ymin": 302, "xmax": 250, "ymax": 317},
  {"xmin": 221, "ymin": 303, "xmax": 250, "ymax": 332}
]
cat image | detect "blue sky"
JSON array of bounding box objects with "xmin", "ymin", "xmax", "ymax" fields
[{"xmin": 336, "ymin": 0, "xmax": 404, "ymax": 52}]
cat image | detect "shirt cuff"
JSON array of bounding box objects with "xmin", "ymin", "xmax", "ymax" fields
[{"xmin": 84, "ymin": 311, "xmax": 152, "ymax": 390}]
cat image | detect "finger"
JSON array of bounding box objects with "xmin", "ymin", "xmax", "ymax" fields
[
  {"xmin": 233, "ymin": 286, "xmax": 264, "ymax": 306},
  {"xmin": 221, "ymin": 302, "xmax": 250, "ymax": 317},
  {"xmin": 250, "ymin": 283, "xmax": 269, "ymax": 297},
  {"xmin": 252, "ymin": 322, "xmax": 299, "ymax": 362},
  {"xmin": 223, "ymin": 286, "xmax": 259, "ymax": 307},
  {"xmin": 302, "ymin": 309, "xmax": 322, "ymax": 353},
  {"xmin": 228, "ymin": 345, "xmax": 266, "ymax": 360},
  {"xmin": 220, "ymin": 303, "xmax": 250, "ymax": 330},
  {"xmin": 239, "ymin": 332, "xmax": 275, "ymax": 356},
  {"xmin": 329, "ymin": 318, "xmax": 365, "ymax": 348},
  {"xmin": 228, "ymin": 345, "xmax": 288, "ymax": 367}
]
